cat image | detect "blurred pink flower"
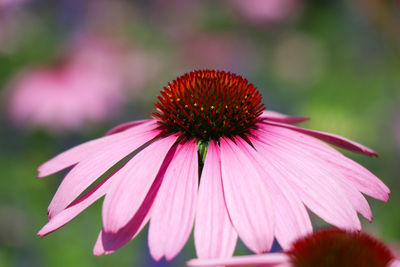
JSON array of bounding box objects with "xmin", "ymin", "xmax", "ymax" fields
[
  {"xmin": 37, "ymin": 70, "xmax": 388, "ymax": 261},
  {"xmin": 187, "ymin": 229, "xmax": 400, "ymax": 267},
  {"xmin": 70, "ymin": 33, "xmax": 162, "ymax": 97},
  {"xmin": 0, "ymin": 0, "xmax": 26, "ymax": 8},
  {"xmin": 6, "ymin": 36, "xmax": 147, "ymax": 132},
  {"xmin": 8, "ymin": 66, "xmax": 121, "ymax": 132},
  {"xmin": 179, "ymin": 34, "xmax": 259, "ymax": 74},
  {"xmin": 231, "ymin": 0, "xmax": 302, "ymax": 24}
]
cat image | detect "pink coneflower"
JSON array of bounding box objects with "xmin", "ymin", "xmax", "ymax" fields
[
  {"xmin": 7, "ymin": 38, "xmax": 126, "ymax": 132},
  {"xmin": 179, "ymin": 33, "xmax": 258, "ymax": 73},
  {"xmin": 37, "ymin": 70, "xmax": 389, "ymax": 261},
  {"xmin": 0, "ymin": 0, "xmax": 26, "ymax": 9},
  {"xmin": 187, "ymin": 229, "xmax": 400, "ymax": 267},
  {"xmin": 230, "ymin": 0, "xmax": 302, "ymax": 24}
]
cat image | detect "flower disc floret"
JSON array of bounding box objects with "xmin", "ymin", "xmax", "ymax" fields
[
  {"xmin": 288, "ymin": 229, "xmax": 395, "ymax": 267},
  {"xmin": 153, "ymin": 70, "xmax": 265, "ymax": 141}
]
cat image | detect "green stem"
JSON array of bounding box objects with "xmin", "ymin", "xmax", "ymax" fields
[{"xmin": 197, "ymin": 140, "xmax": 209, "ymax": 178}]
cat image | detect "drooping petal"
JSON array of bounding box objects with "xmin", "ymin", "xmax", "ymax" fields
[
  {"xmin": 261, "ymin": 120, "xmax": 378, "ymax": 156},
  {"xmin": 94, "ymin": 205, "xmax": 151, "ymax": 256},
  {"xmin": 331, "ymin": 174, "xmax": 372, "ymax": 221},
  {"xmin": 261, "ymin": 110, "xmax": 309, "ymax": 124},
  {"xmin": 258, "ymin": 124, "xmax": 389, "ymax": 201},
  {"xmin": 38, "ymin": 120, "xmax": 155, "ymax": 177},
  {"xmin": 389, "ymin": 260, "xmax": 400, "ymax": 267},
  {"xmin": 148, "ymin": 140, "xmax": 198, "ymax": 261},
  {"xmin": 194, "ymin": 140, "xmax": 238, "ymax": 259},
  {"xmin": 238, "ymin": 137, "xmax": 312, "ymax": 249},
  {"xmin": 253, "ymin": 128, "xmax": 372, "ymax": 221},
  {"xmin": 93, "ymin": 231, "xmax": 105, "ymax": 256},
  {"xmin": 94, "ymin": 145, "xmax": 176, "ymax": 256},
  {"xmin": 93, "ymin": 231, "xmax": 107, "ymax": 256},
  {"xmin": 37, "ymin": 165, "xmax": 124, "ymax": 237},
  {"xmin": 105, "ymin": 119, "xmax": 151, "ymax": 136},
  {"xmin": 48, "ymin": 122, "xmax": 160, "ymax": 218},
  {"xmin": 330, "ymin": 159, "xmax": 389, "ymax": 201},
  {"xmin": 94, "ymin": 212, "xmax": 151, "ymax": 256},
  {"xmin": 102, "ymin": 135, "xmax": 178, "ymax": 233},
  {"xmin": 220, "ymin": 137, "xmax": 274, "ymax": 253},
  {"xmin": 253, "ymin": 130, "xmax": 361, "ymax": 230},
  {"xmin": 186, "ymin": 253, "xmax": 289, "ymax": 267}
]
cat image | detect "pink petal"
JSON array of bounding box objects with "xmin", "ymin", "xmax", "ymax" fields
[
  {"xmin": 37, "ymin": 134, "xmax": 114, "ymax": 178},
  {"xmin": 37, "ymin": 120, "xmax": 155, "ymax": 177},
  {"xmin": 331, "ymin": 174, "xmax": 372, "ymax": 221},
  {"xmin": 253, "ymin": 130, "xmax": 361, "ymax": 230},
  {"xmin": 148, "ymin": 140, "xmax": 198, "ymax": 261},
  {"xmin": 194, "ymin": 140, "xmax": 238, "ymax": 259},
  {"xmin": 94, "ymin": 205, "xmax": 151, "ymax": 256},
  {"xmin": 94, "ymin": 144, "xmax": 176, "ymax": 256},
  {"xmin": 389, "ymin": 260, "xmax": 400, "ymax": 267},
  {"xmin": 253, "ymin": 128, "xmax": 372, "ymax": 221},
  {"xmin": 186, "ymin": 253, "xmax": 289, "ymax": 267},
  {"xmin": 37, "ymin": 165, "xmax": 123, "ymax": 237},
  {"xmin": 258, "ymin": 124, "xmax": 389, "ymax": 201},
  {"xmin": 94, "ymin": 213, "xmax": 151, "ymax": 256},
  {"xmin": 261, "ymin": 120, "xmax": 378, "ymax": 156},
  {"xmin": 105, "ymin": 119, "xmax": 151, "ymax": 135},
  {"xmin": 239, "ymin": 137, "xmax": 312, "ymax": 249},
  {"xmin": 93, "ymin": 231, "xmax": 107, "ymax": 256},
  {"xmin": 261, "ymin": 110, "xmax": 309, "ymax": 124},
  {"xmin": 102, "ymin": 135, "xmax": 178, "ymax": 233},
  {"xmin": 330, "ymin": 160, "xmax": 389, "ymax": 201},
  {"xmin": 220, "ymin": 137, "xmax": 275, "ymax": 253},
  {"xmin": 93, "ymin": 232, "xmax": 104, "ymax": 256},
  {"xmin": 47, "ymin": 122, "xmax": 160, "ymax": 218}
]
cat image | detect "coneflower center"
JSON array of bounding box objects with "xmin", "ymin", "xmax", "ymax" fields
[
  {"xmin": 153, "ymin": 70, "xmax": 265, "ymax": 141},
  {"xmin": 288, "ymin": 229, "xmax": 395, "ymax": 267}
]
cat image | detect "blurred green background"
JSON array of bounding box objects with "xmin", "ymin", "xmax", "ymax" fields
[{"xmin": 1, "ymin": 0, "xmax": 399, "ymax": 266}]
